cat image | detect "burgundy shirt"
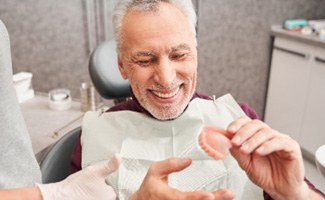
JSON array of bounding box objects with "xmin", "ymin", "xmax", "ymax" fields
[{"xmin": 70, "ymin": 92, "xmax": 324, "ymax": 199}]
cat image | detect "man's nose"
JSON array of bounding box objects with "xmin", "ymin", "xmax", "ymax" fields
[{"xmin": 153, "ymin": 58, "xmax": 176, "ymax": 87}]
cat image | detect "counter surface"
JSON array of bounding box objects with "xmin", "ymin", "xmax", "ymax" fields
[{"xmin": 271, "ymin": 25, "xmax": 325, "ymax": 48}]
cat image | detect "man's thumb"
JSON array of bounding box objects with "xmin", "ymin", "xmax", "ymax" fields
[{"xmin": 152, "ymin": 157, "xmax": 192, "ymax": 177}]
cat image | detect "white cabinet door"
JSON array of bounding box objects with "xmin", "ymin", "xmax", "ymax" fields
[
  {"xmin": 300, "ymin": 47, "xmax": 325, "ymax": 154},
  {"xmin": 264, "ymin": 38, "xmax": 312, "ymax": 141}
]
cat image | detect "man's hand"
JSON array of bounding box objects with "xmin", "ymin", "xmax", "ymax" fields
[
  {"xmin": 227, "ymin": 116, "xmax": 322, "ymax": 200},
  {"xmin": 37, "ymin": 154, "xmax": 121, "ymax": 200},
  {"xmin": 129, "ymin": 157, "xmax": 235, "ymax": 200}
]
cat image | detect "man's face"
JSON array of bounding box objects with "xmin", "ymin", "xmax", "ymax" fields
[{"xmin": 118, "ymin": 2, "xmax": 197, "ymax": 120}]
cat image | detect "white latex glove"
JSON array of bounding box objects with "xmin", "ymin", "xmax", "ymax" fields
[{"xmin": 37, "ymin": 154, "xmax": 121, "ymax": 200}]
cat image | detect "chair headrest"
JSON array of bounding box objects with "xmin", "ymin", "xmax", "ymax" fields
[{"xmin": 89, "ymin": 39, "xmax": 130, "ymax": 99}]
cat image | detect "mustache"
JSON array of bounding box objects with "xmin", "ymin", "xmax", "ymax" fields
[{"xmin": 149, "ymin": 81, "xmax": 185, "ymax": 90}]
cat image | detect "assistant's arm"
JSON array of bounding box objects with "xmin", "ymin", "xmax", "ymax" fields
[
  {"xmin": 0, "ymin": 155, "xmax": 120, "ymax": 200},
  {"xmin": 0, "ymin": 187, "xmax": 42, "ymax": 200}
]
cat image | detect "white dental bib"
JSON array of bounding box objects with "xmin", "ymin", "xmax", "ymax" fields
[{"xmin": 81, "ymin": 94, "xmax": 262, "ymax": 199}]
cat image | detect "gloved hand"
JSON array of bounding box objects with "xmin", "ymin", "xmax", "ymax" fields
[{"xmin": 37, "ymin": 154, "xmax": 121, "ymax": 200}]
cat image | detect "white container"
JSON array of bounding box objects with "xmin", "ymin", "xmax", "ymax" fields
[
  {"xmin": 48, "ymin": 88, "xmax": 72, "ymax": 111},
  {"xmin": 13, "ymin": 72, "xmax": 34, "ymax": 103},
  {"xmin": 309, "ymin": 20, "xmax": 325, "ymax": 30}
]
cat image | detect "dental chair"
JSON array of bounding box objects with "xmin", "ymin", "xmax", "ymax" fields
[
  {"xmin": 39, "ymin": 127, "xmax": 81, "ymax": 183},
  {"xmin": 39, "ymin": 39, "xmax": 130, "ymax": 183},
  {"xmin": 89, "ymin": 39, "xmax": 130, "ymax": 101}
]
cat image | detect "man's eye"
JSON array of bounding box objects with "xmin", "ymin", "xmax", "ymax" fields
[
  {"xmin": 171, "ymin": 53, "xmax": 187, "ymax": 60},
  {"xmin": 136, "ymin": 60, "xmax": 152, "ymax": 66}
]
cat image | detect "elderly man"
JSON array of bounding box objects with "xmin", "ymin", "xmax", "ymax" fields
[{"xmin": 71, "ymin": 0, "xmax": 324, "ymax": 199}]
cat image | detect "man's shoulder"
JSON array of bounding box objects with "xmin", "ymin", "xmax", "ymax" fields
[
  {"xmin": 238, "ymin": 102, "xmax": 259, "ymax": 119},
  {"xmin": 194, "ymin": 92, "xmax": 259, "ymax": 120}
]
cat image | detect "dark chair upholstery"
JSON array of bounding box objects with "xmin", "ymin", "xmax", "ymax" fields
[
  {"xmin": 39, "ymin": 127, "xmax": 81, "ymax": 183},
  {"xmin": 89, "ymin": 39, "xmax": 130, "ymax": 99}
]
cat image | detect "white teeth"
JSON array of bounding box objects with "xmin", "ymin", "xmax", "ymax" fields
[{"xmin": 152, "ymin": 87, "xmax": 179, "ymax": 98}]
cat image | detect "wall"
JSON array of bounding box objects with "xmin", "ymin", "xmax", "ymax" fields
[
  {"xmin": 1, "ymin": 0, "xmax": 325, "ymax": 116},
  {"xmin": 196, "ymin": 0, "xmax": 325, "ymax": 117},
  {"xmin": 0, "ymin": 0, "xmax": 116, "ymax": 98}
]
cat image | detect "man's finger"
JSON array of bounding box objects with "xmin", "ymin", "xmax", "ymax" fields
[
  {"xmin": 255, "ymin": 136, "xmax": 300, "ymax": 158},
  {"xmin": 227, "ymin": 116, "xmax": 251, "ymax": 133}
]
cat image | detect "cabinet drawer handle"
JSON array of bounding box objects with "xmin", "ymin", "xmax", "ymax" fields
[
  {"xmin": 315, "ymin": 57, "xmax": 325, "ymax": 64},
  {"xmin": 274, "ymin": 46, "xmax": 310, "ymax": 59}
]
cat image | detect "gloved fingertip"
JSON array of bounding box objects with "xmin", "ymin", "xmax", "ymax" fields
[
  {"xmin": 110, "ymin": 154, "xmax": 122, "ymax": 168},
  {"xmin": 105, "ymin": 154, "xmax": 121, "ymax": 173}
]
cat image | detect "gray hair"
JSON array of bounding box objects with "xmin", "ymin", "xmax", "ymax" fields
[{"xmin": 113, "ymin": 0, "xmax": 197, "ymax": 53}]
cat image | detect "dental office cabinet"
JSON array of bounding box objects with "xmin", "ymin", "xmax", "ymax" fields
[{"xmin": 265, "ymin": 25, "xmax": 325, "ymax": 161}]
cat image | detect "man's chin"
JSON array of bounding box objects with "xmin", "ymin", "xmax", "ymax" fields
[
  {"xmin": 147, "ymin": 104, "xmax": 186, "ymax": 120},
  {"xmin": 151, "ymin": 112, "xmax": 181, "ymax": 121}
]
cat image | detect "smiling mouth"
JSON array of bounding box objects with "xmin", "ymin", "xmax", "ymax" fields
[{"xmin": 150, "ymin": 86, "xmax": 180, "ymax": 99}]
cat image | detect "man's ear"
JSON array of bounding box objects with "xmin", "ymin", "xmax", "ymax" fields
[{"xmin": 118, "ymin": 55, "xmax": 128, "ymax": 80}]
